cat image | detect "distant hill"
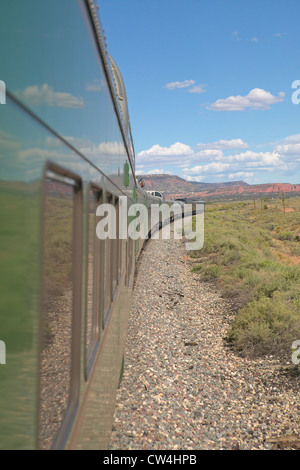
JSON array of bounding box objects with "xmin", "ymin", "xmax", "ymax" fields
[
  {"xmin": 138, "ymin": 174, "xmax": 248, "ymax": 194},
  {"xmin": 138, "ymin": 174, "xmax": 300, "ymax": 200}
]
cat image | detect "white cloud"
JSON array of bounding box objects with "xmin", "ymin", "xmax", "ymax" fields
[
  {"xmin": 136, "ymin": 168, "xmax": 171, "ymax": 176},
  {"xmin": 187, "ymin": 162, "xmax": 232, "ymax": 175},
  {"xmin": 228, "ymin": 171, "xmax": 254, "ymax": 180},
  {"xmin": 148, "ymin": 169, "xmax": 171, "ymax": 175},
  {"xmin": 181, "ymin": 148, "xmax": 289, "ymax": 183},
  {"xmin": 185, "ymin": 175, "xmax": 206, "ymax": 182},
  {"xmin": 196, "ymin": 138, "xmax": 248, "ymax": 150},
  {"xmin": 251, "ymin": 37, "xmax": 259, "ymax": 42},
  {"xmin": 194, "ymin": 149, "xmax": 224, "ymax": 161},
  {"xmin": 163, "ymin": 80, "xmax": 195, "ymax": 90},
  {"xmin": 276, "ymin": 143, "xmax": 300, "ymax": 156},
  {"xmin": 16, "ymin": 83, "xmax": 84, "ymax": 108},
  {"xmin": 279, "ymin": 134, "xmax": 300, "ymax": 143},
  {"xmin": 136, "ymin": 143, "xmax": 284, "ymax": 176},
  {"xmin": 274, "ymin": 32, "xmax": 287, "ymax": 38},
  {"xmin": 137, "ymin": 142, "xmax": 194, "ymax": 160},
  {"xmin": 208, "ymin": 88, "xmax": 285, "ymax": 111},
  {"xmin": 188, "ymin": 84, "xmax": 206, "ymax": 94},
  {"xmin": 137, "ymin": 132, "xmax": 300, "ymax": 183},
  {"xmin": 219, "ymin": 150, "xmax": 283, "ymax": 166},
  {"xmin": 274, "ymin": 134, "xmax": 300, "ymax": 158},
  {"xmin": 163, "ymin": 80, "xmax": 206, "ymax": 94}
]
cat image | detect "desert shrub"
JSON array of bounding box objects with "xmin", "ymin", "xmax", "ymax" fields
[
  {"xmin": 277, "ymin": 231, "xmax": 294, "ymax": 241},
  {"xmin": 263, "ymin": 223, "xmax": 276, "ymax": 231},
  {"xmin": 191, "ymin": 264, "xmax": 202, "ymax": 273},
  {"xmin": 202, "ymin": 265, "xmax": 221, "ymax": 280},
  {"xmin": 227, "ymin": 293, "xmax": 300, "ymax": 356}
]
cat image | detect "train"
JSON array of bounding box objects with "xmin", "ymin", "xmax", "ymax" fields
[
  {"xmin": 0, "ymin": 0, "xmax": 204, "ymax": 450},
  {"xmin": 0, "ymin": 0, "xmax": 156, "ymax": 450}
]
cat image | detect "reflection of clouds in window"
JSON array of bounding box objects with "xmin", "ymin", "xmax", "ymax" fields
[
  {"xmin": 18, "ymin": 147, "xmax": 96, "ymax": 178},
  {"xmin": 46, "ymin": 135, "xmax": 125, "ymax": 158},
  {"xmin": 19, "ymin": 148, "xmax": 65, "ymax": 160},
  {"xmin": 0, "ymin": 130, "xmax": 20, "ymax": 151},
  {"xmin": 78, "ymin": 141, "xmax": 125, "ymax": 174},
  {"xmin": 15, "ymin": 83, "xmax": 84, "ymax": 108},
  {"xmin": 85, "ymin": 78, "xmax": 105, "ymax": 92},
  {"xmin": 80, "ymin": 141, "xmax": 125, "ymax": 158},
  {"xmin": 1, "ymin": 132, "xmax": 127, "ymax": 182}
]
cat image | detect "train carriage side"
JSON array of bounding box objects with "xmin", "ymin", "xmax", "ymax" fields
[{"xmin": 0, "ymin": 0, "xmax": 142, "ymax": 450}]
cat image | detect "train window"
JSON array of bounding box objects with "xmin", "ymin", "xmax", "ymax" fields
[
  {"xmin": 39, "ymin": 164, "xmax": 82, "ymax": 450},
  {"xmin": 103, "ymin": 192, "xmax": 113, "ymax": 327},
  {"xmin": 86, "ymin": 187, "xmax": 102, "ymax": 377},
  {"xmin": 126, "ymin": 201, "xmax": 135, "ymax": 285},
  {"xmin": 117, "ymin": 198, "xmax": 122, "ymax": 284},
  {"xmin": 127, "ymin": 236, "xmax": 133, "ymax": 286},
  {"xmin": 112, "ymin": 195, "xmax": 119, "ymax": 296},
  {"xmin": 119, "ymin": 196, "xmax": 127, "ymax": 282}
]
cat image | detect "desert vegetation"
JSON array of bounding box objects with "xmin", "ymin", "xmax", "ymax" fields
[{"xmin": 191, "ymin": 196, "xmax": 300, "ymax": 361}]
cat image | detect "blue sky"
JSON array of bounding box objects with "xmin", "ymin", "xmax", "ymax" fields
[{"xmin": 100, "ymin": 0, "xmax": 300, "ymax": 184}]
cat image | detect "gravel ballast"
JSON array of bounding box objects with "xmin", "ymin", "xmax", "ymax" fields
[{"xmin": 109, "ymin": 223, "xmax": 300, "ymax": 450}]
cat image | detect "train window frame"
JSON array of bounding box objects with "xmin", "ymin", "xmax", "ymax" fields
[
  {"xmin": 38, "ymin": 161, "xmax": 82, "ymax": 450},
  {"xmin": 126, "ymin": 198, "xmax": 135, "ymax": 286},
  {"xmin": 102, "ymin": 191, "xmax": 113, "ymax": 328},
  {"xmin": 116, "ymin": 195, "xmax": 122, "ymax": 285},
  {"xmin": 112, "ymin": 194, "xmax": 119, "ymax": 298},
  {"xmin": 85, "ymin": 184, "xmax": 103, "ymax": 380}
]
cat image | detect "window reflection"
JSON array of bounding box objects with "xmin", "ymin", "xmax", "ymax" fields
[
  {"xmin": 86, "ymin": 188, "xmax": 101, "ymax": 374},
  {"xmin": 112, "ymin": 196, "xmax": 119, "ymax": 296},
  {"xmin": 103, "ymin": 193, "xmax": 112, "ymax": 326},
  {"xmin": 39, "ymin": 177, "xmax": 74, "ymax": 449}
]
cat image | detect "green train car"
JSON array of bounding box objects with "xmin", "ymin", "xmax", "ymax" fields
[{"xmin": 0, "ymin": 0, "xmax": 158, "ymax": 450}]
